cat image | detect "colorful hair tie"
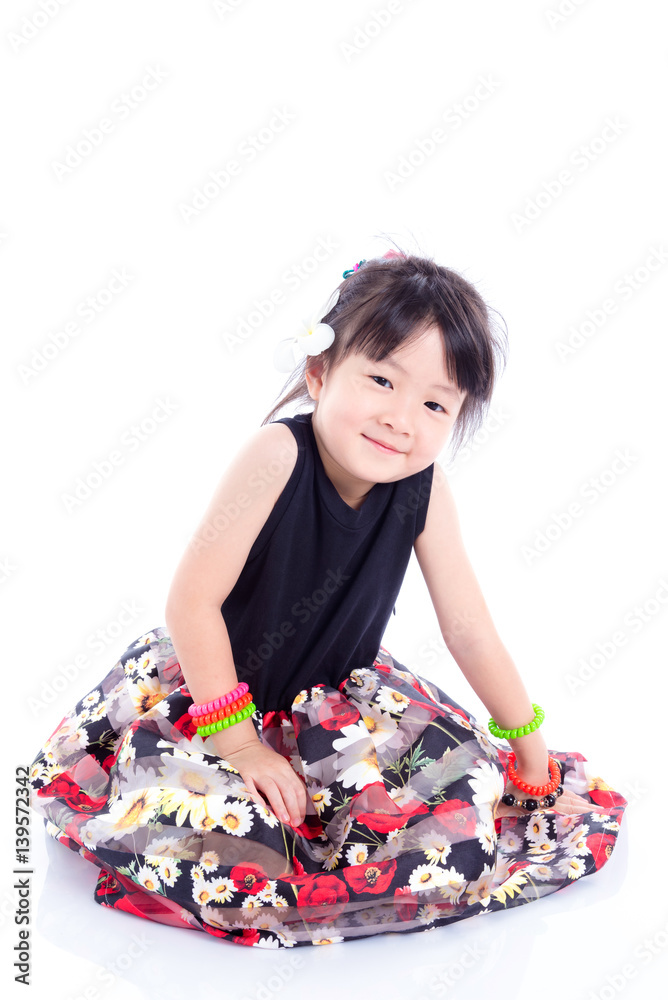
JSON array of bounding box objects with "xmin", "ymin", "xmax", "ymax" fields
[
  {"xmin": 488, "ymin": 703, "xmax": 544, "ymax": 740},
  {"xmin": 342, "ymin": 259, "xmax": 367, "ymax": 278}
]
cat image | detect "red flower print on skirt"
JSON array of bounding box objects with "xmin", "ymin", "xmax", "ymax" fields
[{"xmin": 27, "ymin": 628, "xmax": 628, "ymax": 949}]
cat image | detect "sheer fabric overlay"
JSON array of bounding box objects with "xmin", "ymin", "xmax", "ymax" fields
[{"xmin": 29, "ymin": 628, "xmax": 627, "ymax": 948}]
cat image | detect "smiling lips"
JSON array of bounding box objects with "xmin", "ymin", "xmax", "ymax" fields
[{"xmin": 364, "ymin": 435, "xmax": 402, "ymax": 454}]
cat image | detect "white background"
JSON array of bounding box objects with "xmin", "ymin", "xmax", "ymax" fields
[{"xmin": 2, "ymin": 1, "xmax": 667, "ymax": 997}]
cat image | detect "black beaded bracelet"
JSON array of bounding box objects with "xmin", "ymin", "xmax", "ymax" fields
[
  {"xmin": 501, "ymin": 784, "xmax": 564, "ymax": 811},
  {"xmin": 501, "ymin": 761, "xmax": 566, "ymax": 812}
]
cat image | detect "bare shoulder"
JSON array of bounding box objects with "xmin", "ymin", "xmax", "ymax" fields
[
  {"xmin": 414, "ymin": 460, "xmax": 462, "ymax": 552},
  {"xmin": 211, "ymin": 420, "xmax": 300, "ymax": 513},
  {"xmin": 165, "ymin": 421, "xmax": 300, "ymax": 615},
  {"xmin": 250, "ymin": 420, "xmax": 300, "ymax": 467},
  {"xmin": 228, "ymin": 419, "xmax": 300, "ymax": 491}
]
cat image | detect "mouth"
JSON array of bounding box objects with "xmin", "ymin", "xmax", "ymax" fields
[{"xmin": 363, "ymin": 435, "xmax": 402, "ymax": 455}]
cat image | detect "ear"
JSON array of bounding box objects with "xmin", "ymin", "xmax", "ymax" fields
[{"xmin": 304, "ymin": 356, "xmax": 326, "ymax": 402}]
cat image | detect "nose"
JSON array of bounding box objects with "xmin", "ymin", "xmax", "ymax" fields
[{"xmin": 379, "ymin": 399, "xmax": 413, "ymax": 436}]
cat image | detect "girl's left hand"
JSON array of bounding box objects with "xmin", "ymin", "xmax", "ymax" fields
[{"xmin": 496, "ymin": 781, "xmax": 609, "ymax": 818}]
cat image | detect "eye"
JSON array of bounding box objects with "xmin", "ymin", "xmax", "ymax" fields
[{"xmin": 369, "ymin": 375, "xmax": 447, "ymax": 414}]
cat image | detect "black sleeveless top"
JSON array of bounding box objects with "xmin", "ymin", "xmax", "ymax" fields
[{"xmin": 220, "ymin": 411, "xmax": 434, "ymax": 714}]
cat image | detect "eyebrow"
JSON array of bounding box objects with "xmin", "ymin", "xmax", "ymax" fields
[{"xmin": 378, "ymin": 357, "xmax": 463, "ymax": 398}]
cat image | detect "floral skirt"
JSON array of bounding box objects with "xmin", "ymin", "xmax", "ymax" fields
[{"xmin": 28, "ymin": 627, "xmax": 627, "ymax": 949}]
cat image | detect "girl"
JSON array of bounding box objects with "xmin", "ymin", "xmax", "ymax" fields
[{"xmin": 28, "ymin": 248, "xmax": 627, "ymax": 949}]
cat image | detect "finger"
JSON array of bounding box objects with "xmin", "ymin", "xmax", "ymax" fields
[
  {"xmin": 292, "ymin": 775, "xmax": 309, "ymax": 821},
  {"xmin": 553, "ymin": 805, "xmax": 606, "ymax": 816},
  {"xmin": 277, "ymin": 784, "xmax": 306, "ymax": 827},
  {"xmin": 254, "ymin": 776, "xmax": 292, "ymax": 825},
  {"xmin": 299, "ymin": 784, "xmax": 309, "ymax": 821},
  {"xmin": 269, "ymin": 764, "xmax": 308, "ymax": 825},
  {"xmin": 243, "ymin": 775, "xmax": 270, "ymax": 812},
  {"xmin": 552, "ymin": 791, "xmax": 608, "ymax": 815},
  {"xmin": 550, "ymin": 800, "xmax": 592, "ymax": 815},
  {"xmin": 294, "ymin": 784, "xmax": 309, "ymax": 826}
]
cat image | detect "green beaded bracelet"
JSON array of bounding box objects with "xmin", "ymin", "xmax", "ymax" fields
[
  {"xmin": 197, "ymin": 703, "xmax": 255, "ymax": 737},
  {"xmin": 488, "ymin": 703, "xmax": 544, "ymax": 740}
]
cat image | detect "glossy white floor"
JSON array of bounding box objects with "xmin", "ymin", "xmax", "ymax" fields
[
  {"xmin": 24, "ymin": 773, "xmax": 646, "ymax": 1000},
  {"xmin": 20, "ymin": 611, "xmax": 653, "ymax": 1000}
]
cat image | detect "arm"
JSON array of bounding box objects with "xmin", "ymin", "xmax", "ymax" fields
[
  {"xmin": 165, "ymin": 423, "xmax": 307, "ymax": 824},
  {"xmin": 414, "ymin": 463, "xmax": 549, "ymax": 785},
  {"xmin": 442, "ymin": 633, "xmax": 549, "ymax": 786},
  {"xmin": 165, "ymin": 422, "xmax": 294, "ymax": 754},
  {"xmin": 165, "ymin": 603, "xmax": 259, "ymax": 756},
  {"xmin": 167, "ymin": 601, "xmax": 305, "ymax": 825}
]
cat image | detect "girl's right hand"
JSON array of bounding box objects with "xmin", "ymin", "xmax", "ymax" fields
[{"xmin": 219, "ymin": 740, "xmax": 309, "ymax": 828}]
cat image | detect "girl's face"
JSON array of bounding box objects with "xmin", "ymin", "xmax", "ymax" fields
[{"xmin": 305, "ymin": 325, "xmax": 465, "ymax": 508}]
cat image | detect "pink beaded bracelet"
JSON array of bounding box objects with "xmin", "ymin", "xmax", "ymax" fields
[{"xmin": 188, "ymin": 682, "xmax": 249, "ymax": 718}]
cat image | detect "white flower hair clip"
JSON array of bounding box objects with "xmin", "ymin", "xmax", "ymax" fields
[{"xmin": 272, "ymin": 287, "xmax": 341, "ymax": 373}]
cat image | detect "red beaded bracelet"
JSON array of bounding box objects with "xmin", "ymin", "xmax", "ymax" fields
[{"xmin": 507, "ymin": 752, "xmax": 561, "ymax": 797}]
